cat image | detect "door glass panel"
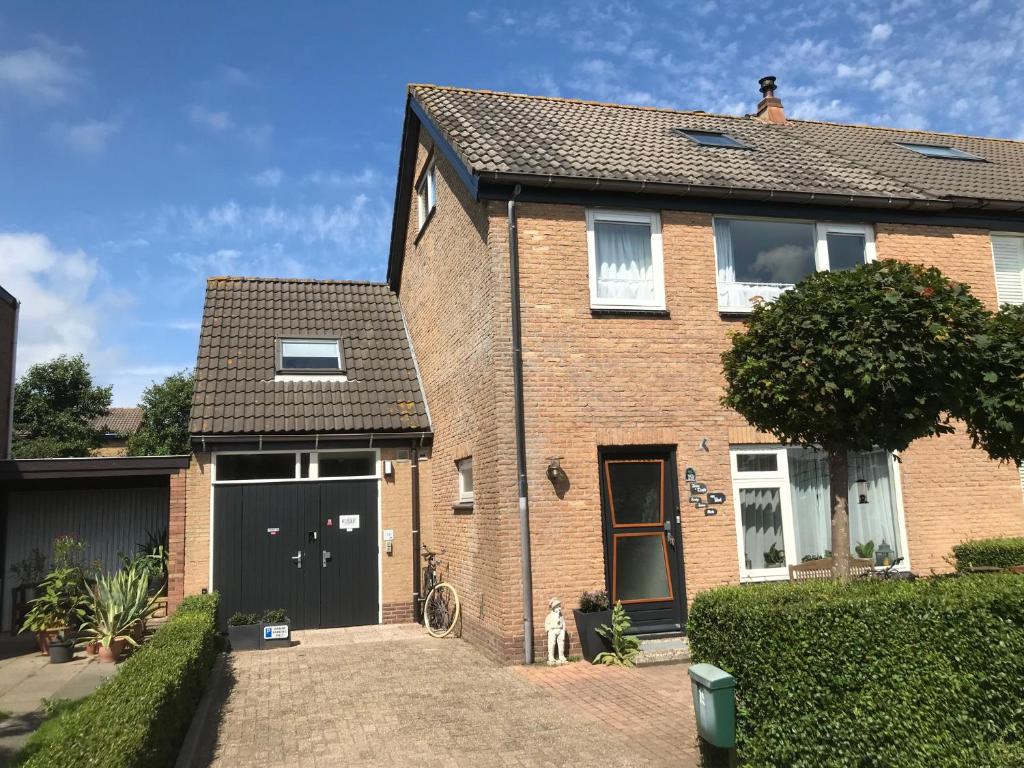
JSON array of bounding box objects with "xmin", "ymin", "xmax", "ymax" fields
[
  {"xmin": 606, "ymin": 461, "xmax": 663, "ymax": 525},
  {"xmin": 736, "ymin": 453, "xmax": 778, "ymax": 472},
  {"xmin": 614, "ymin": 534, "xmax": 672, "ymax": 602},
  {"xmin": 318, "ymin": 450, "xmax": 376, "ymax": 478},
  {"xmin": 739, "ymin": 487, "xmax": 786, "ymax": 570},
  {"xmin": 825, "ymin": 232, "xmax": 867, "ymax": 271},
  {"xmin": 216, "ymin": 453, "xmax": 296, "ymax": 481}
]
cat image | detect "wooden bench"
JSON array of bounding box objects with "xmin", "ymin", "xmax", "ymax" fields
[{"xmin": 789, "ymin": 556, "xmax": 876, "ymax": 581}]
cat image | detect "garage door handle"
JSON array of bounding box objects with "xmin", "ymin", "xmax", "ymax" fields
[{"xmin": 291, "ymin": 550, "xmax": 304, "ymax": 569}]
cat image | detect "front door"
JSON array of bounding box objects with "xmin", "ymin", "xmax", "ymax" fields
[
  {"xmin": 319, "ymin": 480, "xmax": 379, "ymax": 627},
  {"xmin": 600, "ymin": 448, "xmax": 686, "ymax": 633}
]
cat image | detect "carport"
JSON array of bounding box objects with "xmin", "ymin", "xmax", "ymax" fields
[{"xmin": 0, "ymin": 455, "xmax": 189, "ymax": 632}]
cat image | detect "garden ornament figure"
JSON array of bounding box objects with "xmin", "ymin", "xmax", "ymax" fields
[{"xmin": 545, "ymin": 597, "xmax": 567, "ymax": 665}]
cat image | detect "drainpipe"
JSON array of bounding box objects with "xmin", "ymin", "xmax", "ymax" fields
[
  {"xmin": 508, "ymin": 186, "xmax": 535, "ymax": 665},
  {"xmin": 411, "ymin": 440, "xmax": 421, "ymax": 623}
]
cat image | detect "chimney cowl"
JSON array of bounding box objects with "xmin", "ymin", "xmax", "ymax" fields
[{"xmin": 755, "ymin": 75, "xmax": 786, "ymax": 125}]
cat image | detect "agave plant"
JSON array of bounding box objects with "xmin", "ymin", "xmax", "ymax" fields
[{"xmin": 80, "ymin": 565, "xmax": 159, "ymax": 648}]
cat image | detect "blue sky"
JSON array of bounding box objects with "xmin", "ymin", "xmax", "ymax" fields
[{"xmin": 1, "ymin": 0, "xmax": 1021, "ymax": 405}]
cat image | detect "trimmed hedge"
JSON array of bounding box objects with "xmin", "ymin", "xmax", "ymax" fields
[
  {"xmin": 953, "ymin": 537, "xmax": 1024, "ymax": 571},
  {"xmin": 18, "ymin": 592, "xmax": 219, "ymax": 768},
  {"xmin": 688, "ymin": 576, "xmax": 1024, "ymax": 768}
]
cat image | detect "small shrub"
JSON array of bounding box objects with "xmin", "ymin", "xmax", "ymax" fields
[
  {"xmin": 593, "ymin": 602, "xmax": 640, "ymax": 667},
  {"xmin": 261, "ymin": 608, "xmax": 287, "ymax": 624},
  {"xmin": 953, "ymin": 537, "xmax": 1024, "ymax": 571},
  {"xmin": 577, "ymin": 589, "xmax": 610, "ymax": 613},
  {"xmin": 688, "ymin": 576, "xmax": 1024, "ymax": 768},
  {"xmin": 228, "ymin": 611, "xmax": 260, "ymax": 626},
  {"xmin": 17, "ymin": 592, "xmax": 219, "ymax": 768}
]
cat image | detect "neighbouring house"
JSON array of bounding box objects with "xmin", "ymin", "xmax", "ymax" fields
[
  {"xmin": 91, "ymin": 406, "xmax": 144, "ymax": 456},
  {"xmin": 0, "ymin": 285, "xmax": 17, "ymax": 460},
  {"xmin": 385, "ymin": 77, "xmax": 1024, "ymax": 662},
  {"xmin": 185, "ymin": 277, "xmax": 432, "ymax": 628}
]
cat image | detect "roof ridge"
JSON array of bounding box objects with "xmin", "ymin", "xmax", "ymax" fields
[
  {"xmin": 408, "ymin": 83, "xmax": 741, "ymax": 121},
  {"xmin": 207, "ymin": 275, "xmax": 389, "ymax": 287}
]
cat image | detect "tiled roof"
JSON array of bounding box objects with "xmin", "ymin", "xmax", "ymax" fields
[
  {"xmin": 92, "ymin": 407, "xmax": 143, "ymax": 435},
  {"xmin": 189, "ymin": 277, "xmax": 430, "ymax": 436},
  {"xmin": 409, "ymin": 85, "xmax": 1024, "ymax": 207}
]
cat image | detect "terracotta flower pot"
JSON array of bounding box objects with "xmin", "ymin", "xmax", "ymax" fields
[
  {"xmin": 84, "ymin": 640, "xmax": 100, "ymax": 656},
  {"xmin": 97, "ymin": 638, "xmax": 127, "ymax": 663}
]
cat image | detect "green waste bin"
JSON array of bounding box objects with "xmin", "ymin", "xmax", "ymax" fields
[{"xmin": 689, "ymin": 663, "xmax": 736, "ymax": 749}]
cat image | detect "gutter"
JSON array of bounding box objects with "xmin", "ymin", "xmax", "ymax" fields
[{"xmin": 507, "ymin": 186, "xmax": 535, "ymax": 665}]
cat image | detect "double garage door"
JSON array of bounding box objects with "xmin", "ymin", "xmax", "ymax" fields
[{"xmin": 213, "ymin": 480, "xmax": 378, "ymax": 630}]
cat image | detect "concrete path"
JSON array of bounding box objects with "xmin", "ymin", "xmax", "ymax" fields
[
  {"xmin": 193, "ymin": 624, "xmax": 701, "ymax": 767},
  {"xmin": 0, "ymin": 636, "xmax": 119, "ymax": 765}
]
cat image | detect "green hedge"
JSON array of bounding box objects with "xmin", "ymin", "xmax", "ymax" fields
[
  {"xmin": 953, "ymin": 537, "xmax": 1024, "ymax": 571},
  {"xmin": 18, "ymin": 592, "xmax": 219, "ymax": 768},
  {"xmin": 688, "ymin": 576, "xmax": 1024, "ymax": 768}
]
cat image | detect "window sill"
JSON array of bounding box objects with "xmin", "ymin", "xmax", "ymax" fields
[
  {"xmin": 452, "ymin": 501, "xmax": 474, "ymax": 514},
  {"xmin": 591, "ymin": 307, "xmax": 670, "ymax": 319},
  {"xmin": 413, "ymin": 207, "xmax": 436, "ymax": 246}
]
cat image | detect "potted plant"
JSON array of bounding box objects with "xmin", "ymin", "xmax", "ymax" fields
[
  {"xmin": 47, "ymin": 629, "xmax": 75, "ymax": 664},
  {"xmin": 593, "ymin": 602, "xmax": 641, "ymax": 667},
  {"xmin": 10, "ymin": 548, "xmax": 47, "ymax": 600},
  {"xmin": 227, "ymin": 612, "xmax": 262, "ymax": 651},
  {"xmin": 260, "ymin": 608, "xmax": 291, "ymax": 650},
  {"xmin": 19, "ymin": 566, "xmax": 88, "ymax": 655},
  {"xmin": 80, "ymin": 566, "xmax": 157, "ymax": 663},
  {"xmin": 572, "ymin": 589, "xmax": 612, "ymax": 663}
]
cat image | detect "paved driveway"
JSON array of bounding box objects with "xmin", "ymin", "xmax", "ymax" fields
[{"xmin": 195, "ymin": 624, "xmax": 701, "ymax": 767}]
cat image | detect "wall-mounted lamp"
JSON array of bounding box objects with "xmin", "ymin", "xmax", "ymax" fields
[
  {"xmin": 383, "ymin": 460, "xmax": 395, "ymax": 479},
  {"xmin": 546, "ymin": 457, "xmax": 565, "ymax": 482},
  {"xmin": 856, "ymin": 477, "xmax": 869, "ymax": 504}
]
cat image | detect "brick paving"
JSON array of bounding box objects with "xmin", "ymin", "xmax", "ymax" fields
[{"xmin": 195, "ymin": 624, "xmax": 700, "ymax": 767}]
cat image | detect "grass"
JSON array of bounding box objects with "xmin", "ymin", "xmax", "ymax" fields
[
  {"xmin": 10, "ymin": 697, "xmax": 87, "ymax": 766},
  {"xmin": 0, "ymin": 710, "xmax": 9, "ymax": 723}
]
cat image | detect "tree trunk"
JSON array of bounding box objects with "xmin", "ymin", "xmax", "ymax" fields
[{"xmin": 828, "ymin": 450, "xmax": 851, "ymax": 582}]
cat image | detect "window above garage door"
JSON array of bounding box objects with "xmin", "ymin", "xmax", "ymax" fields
[{"xmin": 214, "ymin": 449, "xmax": 379, "ymax": 483}]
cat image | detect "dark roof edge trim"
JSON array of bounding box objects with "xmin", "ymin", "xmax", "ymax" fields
[
  {"xmin": 0, "ymin": 455, "xmax": 189, "ymax": 480},
  {"xmin": 0, "ymin": 285, "xmax": 18, "ymax": 308},
  {"xmin": 408, "ymin": 98, "xmax": 480, "ymax": 201}
]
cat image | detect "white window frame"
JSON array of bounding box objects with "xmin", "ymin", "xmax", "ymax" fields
[
  {"xmin": 416, "ymin": 160, "xmax": 436, "ymax": 231},
  {"xmin": 729, "ymin": 445, "xmax": 910, "ymax": 582},
  {"xmin": 990, "ymin": 233, "xmax": 1024, "ymax": 307},
  {"xmin": 212, "ymin": 448, "xmax": 381, "ymax": 485},
  {"xmin": 457, "ymin": 457, "xmax": 474, "ymax": 503},
  {"xmin": 586, "ymin": 209, "xmax": 666, "ymax": 311},
  {"xmin": 714, "ymin": 216, "xmax": 876, "ymax": 313}
]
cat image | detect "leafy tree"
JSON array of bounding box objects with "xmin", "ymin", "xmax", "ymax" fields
[
  {"xmin": 126, "ymin": 371, "xmax": 194, "ymax": 456},
  {"xmin": 960, "ymin": 304, "xmax": 1024, "ymax": 466},
  {"xmin": 12, "ymin": 355, "xmax": 111, "ymax": 458},
  {"xmin": 722, "ymin": 261, "xmax": 987, "ymax": 579}
]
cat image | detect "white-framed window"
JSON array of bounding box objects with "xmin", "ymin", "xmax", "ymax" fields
[
  {"xmin": 213, "ymin": 449, "xmax": 380, "ymax": 484},
  {"xmin": 277, "ymin": 338, "xmax": 343, "ymax": 373},
  {"xmin": 586, "ymin": 209, "xmax": 666, "ymax": 311},
  {"xmin": 730, "ymin": 445, "xmax": 908, "ymax": 581},
  {"xmin": 989, "ymin": 234, "xmax": 1024, "ymax": 492},
  {"xmin": 714, "ymin": 217, "xmax": 876, "ymax": 313},
  {"xmin": 416, "ymin": 160, "xmax": 436, "ymax": 231},
  {"xmin": 457, "ymin": 457, "xmax": 474, "ymax": 503}
]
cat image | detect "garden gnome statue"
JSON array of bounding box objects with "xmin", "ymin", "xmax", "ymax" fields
[{"xmin": 545, "ymin": 597, "xmax": 567, "ymax": 665}]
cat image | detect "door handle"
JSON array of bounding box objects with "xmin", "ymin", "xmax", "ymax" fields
[
  {"xmin": 322, "ymin": 550, "xmax": 332, "ymax": 568},
  {"xmin": 291, "ymin": 550, "xmax": 304, "ymax": 569}
]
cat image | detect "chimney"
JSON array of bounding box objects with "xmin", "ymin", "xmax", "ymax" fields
[{"xmin": 755, "ymin": 75, "xmax": 786, "ymax": 125}]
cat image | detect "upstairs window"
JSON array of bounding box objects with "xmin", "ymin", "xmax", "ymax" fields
[
  {"xmin": 586, "ymin": 209, "xmax": 666, "ymax": 311},
  {"xmin": 895, "ymin": 142, "xmax": 982, "ymax": 161},
  {"xmin": 277, "ymin": 339, "xmax": 344, "ymax": 373},
  {"xmin": 676, "ymin": 129, "xmax": 749, "ymax": 149},
  {"xmin": 991, "ymin": 235, "xmax": 1024, "ymax": 307},
  {"xmin": 416, "ymin": 160, "xmax": 436, "ymax": 230},
  {"xmin": 457, "ymin": 457, "xmax": 474, "ymax": 503},
  {"xmin": 714, "ymin": 218, "xmax": 875, "ymax": 313}
]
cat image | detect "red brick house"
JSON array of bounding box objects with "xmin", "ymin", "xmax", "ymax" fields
[{"xmin": 388, "ymin": 78, "xmax": 1024, "ymax": 662}]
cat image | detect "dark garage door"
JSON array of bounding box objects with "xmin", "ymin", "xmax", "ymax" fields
[{"xmin": 213, "ymin": 480, "xmax": 378, "ymax": 630}]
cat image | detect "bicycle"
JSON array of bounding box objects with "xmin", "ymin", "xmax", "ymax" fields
[{"xmin": 421, "ymin": 545, "xmax": 460, "ymax": 638}]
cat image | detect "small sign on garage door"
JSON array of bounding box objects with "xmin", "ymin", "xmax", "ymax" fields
[{"xmin": 339, "ymin": 514, "xmax": 360, "ymax": 531}]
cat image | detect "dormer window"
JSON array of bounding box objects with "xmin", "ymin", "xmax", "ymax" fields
[
  {"xmin": 276, "ymin": 338, "xmax": 344, "ymax": 373},
  {"xmin": 895, "ymin": 142, "xmax": 983, "ymax": 161},
  {"xmin": 676, "ymin": 129, "xmax": 749, "ymax": 149}
]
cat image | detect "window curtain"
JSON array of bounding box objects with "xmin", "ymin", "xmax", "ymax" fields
[
  {"xmin": 739, "ymin": 487, "xmax": 785, "ymax": 570},
  {"xmin": 849, "ymin": 450, "xmax": 900, "ymax": 563},
  {"xmin": 714, "ymin": 219, "xmax": 734, "ymax": 283},
  {"xmin": 594, "ymin": 221, "xmax": 653, "ymax": 300},
  {"xmin": 788, "ymin": 447, "xmax": 831, "ymax": 561}
]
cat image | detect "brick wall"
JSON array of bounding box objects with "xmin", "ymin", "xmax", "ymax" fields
[
  {"xmin": 184, "ymin": 452, "xmax": 212, "ymax": 596},
  {"xmin": 167, "ymin": 468, "xmax": 186, "ymax": 611}
]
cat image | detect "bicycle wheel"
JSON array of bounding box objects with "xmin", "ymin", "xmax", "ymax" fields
[{"xmin": 423, "ymin": 582, "xmax": 460, "ymax": 638}]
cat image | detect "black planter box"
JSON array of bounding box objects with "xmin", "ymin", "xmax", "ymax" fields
[
  {"xmin": 227, "ymin": 623, "xmax": 261, "ymax": 652},
  {"xmin": 259, "ymin": 621, "xmax": 291, "ymax": 650},
  {"xmin": 573, "ymin": 608, "xmax": 613, "ymax": 662}
]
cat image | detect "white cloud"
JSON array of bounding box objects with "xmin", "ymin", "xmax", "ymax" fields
[
  {"xmin": 870, "ymin": 69, "xmax": 895, "ymax": 91},
  {"xmin": 303, "ymin": 167, "xmax": 381, "ymax": 187},
  {"xmin": 251, "ymin": 167, "xmax": 283, "ymax": 187},
  {"xmin": 0, "ymin": 232, "xmax": 100, "ymax": 375},
  {"xmin": 51, "ymin": 117, "xmax": 121, "ymax": 154},
  {"xmin": 187, "ymin": 104, "xmax": 233, "ymax": 131},
  {"xmin": 869, "ymin": 23, "xmax": 893, "ymax": 42},
  {"xmin": 216, "ymin": 65, "xmax": 253, "ymax": 87},
  {"xmin": 241, "ymin": 122, "xmax": 273, "ymax": 148},
  {"xmin": 0, "ymin": 34, "xmax": 85, "ymax": 103}
]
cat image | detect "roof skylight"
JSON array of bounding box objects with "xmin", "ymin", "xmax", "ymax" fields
[
  {"xmin": 676, "ymin": 129, "xmax": 749, "ymax": 149},
  {"xmin": 895, "ymin": 142, "xmax": 983, "ymax": 161}
]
